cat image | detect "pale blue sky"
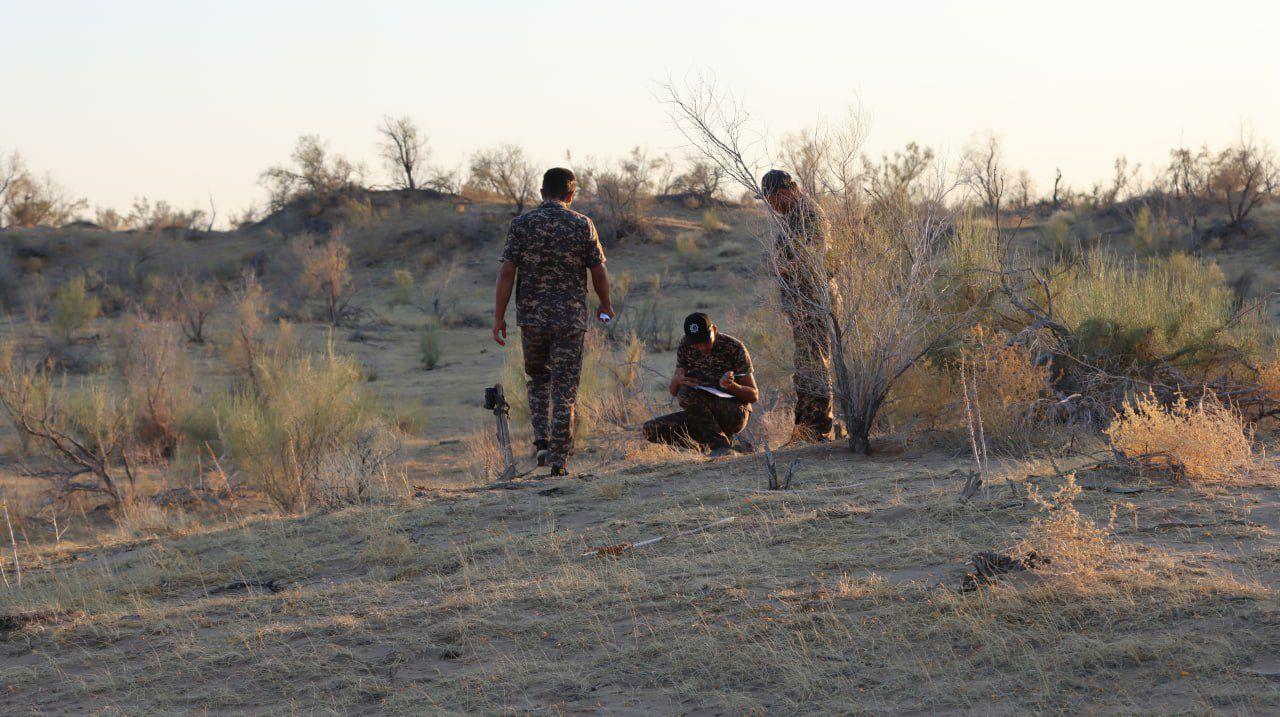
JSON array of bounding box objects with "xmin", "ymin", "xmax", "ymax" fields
[{"xmin": 4, "ymin": 0, "xmax": 1278, "ymax": 220}]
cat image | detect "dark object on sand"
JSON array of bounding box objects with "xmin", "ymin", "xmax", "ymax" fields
[{"xmin": 961, "ymin": 550, "xmax": 1049, "ymax": 592}]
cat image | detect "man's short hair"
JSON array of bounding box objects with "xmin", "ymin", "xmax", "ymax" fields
[
  {"xmin": 542, "ymin": 168, "xmax": 577, "ymax": 199},
  {"xmin": 761, "ymin": 169, "xmax": 797, "ymax": 197}
]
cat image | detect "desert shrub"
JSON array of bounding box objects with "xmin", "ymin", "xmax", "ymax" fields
[
  {"xmin": 0, "ymin": 346, "xmax": 135, "ymax": 501},
  {"xmin": 290, "ymin": 232, "xmax": 353, "ymax": 325},
  {"xmin": 124, "ymin": 196, "xmax": 208, "ymax": 232},
  {"xmin": 1019, "ymin": 475, "xmax": 1114, "ymax": 578},
  {"xmin": 467, "ymin": 144, "xmax": 538, "ymax": 214},
  {"xmin": 1, "ymin": 169, "xmax": 87, "ymax": 228},
  {"xmin": 259, "ymin": 135, "xmax": 364, "ymax": 212},
  {"xmin": 1105, "ymin": 391, "xmax": 1253, "ymax": 483},
  {"xmin": 941, "ymin": 218, "xmax": 1002, "ymax": 315},
  {"xmin": 174, "ymin": 277, "xmax": 217, "ymax": 344},
  {"xmin": 584, "ymin": 147, "xmax": 661, "ymax": 243},
  {"xmin": 1052, "ymin": 250, "xmax": 1238, "ymax": 367},
  {"xmin": 701, "ymin": 208, "xmax": 729, "ymax": 234},
  {"xmin": 50, "ymin": 275, "xmax": 100, "ymax": 341},
  {"xmin": 1129, "ymin": 205, "xmax": 1176, "ymax": 256},
  {"xmin": 216, "ymin": 344, "xmax": 390, "ymax": 512},
  {"xmin": 675, "ymin": 233, "xmax": 703, "ymax": 263},
  {"xmin": 1044, "ymin": 210, "xmax": 1076, "ymax": 258},
  {"xmin": 224, "ymin": 274, "xmax": 270, "ymax": 390},
  {"xmin": 419, "ymin": 321, "xmax": 441, "ymax": 370},
  {"xmin": 113, "ymin": 319, "xmax": 192, "ymax": 460},
  {"xmin": 885, "ymin": 327, "xmax": 1049, "ymax": 446},
  {"xmin": 462, "ymin": 425, "xmax": 503, "ymax": 484},
  {"xmin": 389, "ymin": 268, "xmax": 415, "ymax": 308},
  {"xmin": 313, "ymin": 425, "xmax": 402, "ymax": 508}
]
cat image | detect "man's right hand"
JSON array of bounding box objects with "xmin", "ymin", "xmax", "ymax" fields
[{"xmin": 493, "ymin": 317, "xmax": 507, "ymax": 346}]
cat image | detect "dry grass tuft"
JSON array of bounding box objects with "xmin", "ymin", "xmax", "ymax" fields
[
  {"xmin": 1105, "ymin": 391, "xmax": 1253, "ymax": 483},
  {"xmin": 1020, "ymin": 474, "xmax": 1114, "ymax": 577}
]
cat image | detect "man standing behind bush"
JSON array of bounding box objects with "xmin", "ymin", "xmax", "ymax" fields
[
  {"xmin": 493, "ymin": 168, "xmax": 613, "ymax": 476},
  {"xmin": 760, "ymin": 169, "xmax": 835, "ymax": 442}
]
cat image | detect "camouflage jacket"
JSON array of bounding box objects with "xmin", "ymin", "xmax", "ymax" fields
[
  {"xmin": 773, "ymin": 196, "xmax": 832, "ymax": 304},
  {"xmin": 500, "ymin": 200, "xmax": 606, "ymax": 330},
  {"xmin": 774, "ymin": 195, "xmax": 829, "ymax": 267},
  {"xmin": 676, "ymin": 333, "xmax": 754, "ymax": 402}
]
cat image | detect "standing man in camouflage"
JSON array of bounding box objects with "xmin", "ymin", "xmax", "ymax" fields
[
  {"xmin": 493, "ymin": 168, "xmax": 612, "ymax": 476},
  {"xmin": 760, "ymin": 169, "xmax": 836, "ymax": 442}
]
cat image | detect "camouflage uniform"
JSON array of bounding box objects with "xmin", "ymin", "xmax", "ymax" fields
[
  {"xmin": 500, "ymin": 199, "xmax": 606, "ymax": 467},
  {"xmin": 774, "ymin": 196, "xmax": 835, "ymax": 438},
  {"xmin": 643, "ymin": 334, "xmax": 753, "ymax": 451}
]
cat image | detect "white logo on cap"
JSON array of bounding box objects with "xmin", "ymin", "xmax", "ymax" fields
[{"xmin": 689, "ymin": 324, "xmax": 699, "ymax": 333}]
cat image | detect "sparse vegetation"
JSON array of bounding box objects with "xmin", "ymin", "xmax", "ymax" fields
[
  {"xmin": 1106, "ymin": 391, "xmax": 1254, "ymax": 483},
  {"xmin": 0, "ymin": 91, "xmax": 1278, "ymax": 716}
]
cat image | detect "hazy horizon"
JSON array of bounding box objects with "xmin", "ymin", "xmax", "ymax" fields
[{"xmin": 5, "ymin": 0, "xmax": 1278, "ymax": 222}]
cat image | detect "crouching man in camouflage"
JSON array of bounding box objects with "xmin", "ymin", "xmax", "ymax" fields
[
  {"xmin": 493, "ymin": 168, "xmax": 612, "ymax": 476},
  {"xmin": 642, "ymin": 313, "xmax": 758, "ymax": 458}
]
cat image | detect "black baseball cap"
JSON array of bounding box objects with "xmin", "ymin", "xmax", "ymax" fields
[
  {"xmin": 683, "ymin": 312, "xmax": 712, "ymax": 344},
  {"xmin": 760, "ymin": 169, "xmax": 795, "ymax": 197}
]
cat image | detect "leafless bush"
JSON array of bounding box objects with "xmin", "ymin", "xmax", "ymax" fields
[
  {"xmin": 260, "ymin": 135, "xmax": 365, "ymax": 212},
  {"xmin": 468, "ymin": 144, "xmax": 538, "ymax": 214},
  {"xmin": 668, "ymin": 158, "xmax": 725, "ymax": 207},
  {"xmin": 584, "ymin": 147, "xmax": 661, "ymax": 243},
  {"xmin": 314, "ymin": 425, "xmax": 402, "ymax": 508},
  {"xmin": 173, "ymin": 276, "xmax": 217, "ymax": 344},
  {"xmin": 958, "ymin": 133, "xmax": 1007, "ymax": 216},
  {"xmin": 123, "ymin": 196, "xmax": 209, "ymax": 231},
  {"xmin": 665, "ymin": 80, "xmax": 972, "ymax": 453},
  {"xmin": 1210, "ymin": 133, "xmax": 1277, "ymax": 229},
  {"xmin": 290, "ymin": 232, "xmax": 355, "ymax": 325},
  {"xmin": 114, "ymin": 319, "xmax": 191, "ymax": 460},
  {"xmin": 0, "ymin": 154, "xmax": 87, "ymax": 228},
  {"xmin": 0, "ymin": 345, "xmax": 136, "ymax": 502},
  {"xmin": 224, "ymin": 273, "xmax": 270, "ymax": 393},
  {"xmin": 863, "ymin": 142, "xmax": 935, "ymax": 205},
  {"xmin": 377, "ymin": 116, "xmax": 429, "ymax": 191}
]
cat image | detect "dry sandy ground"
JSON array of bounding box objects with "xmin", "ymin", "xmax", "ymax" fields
[
  {"xmin": 1, "ymin": 437, "xmax": 1278, "ymax": 714},
  {"xmin": 2, "ymin": 202, "xmax": 1279, "ymax": 714}
]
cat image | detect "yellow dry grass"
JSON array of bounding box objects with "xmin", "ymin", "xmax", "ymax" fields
[{"xmin": 1106, "ymin": 391, "xmax": 1254, "ymax": 483}]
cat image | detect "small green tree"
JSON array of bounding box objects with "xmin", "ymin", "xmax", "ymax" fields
[{"xmin": 51, "ymin": 275, "xmax": 100, "ymax": 341}]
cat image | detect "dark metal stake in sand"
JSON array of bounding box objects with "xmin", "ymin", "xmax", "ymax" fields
[{"xmin": 485, "ymin": 383, "xmax": 519, "ymax": 482}]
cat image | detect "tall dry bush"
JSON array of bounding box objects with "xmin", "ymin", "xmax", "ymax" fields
[
  {"xmin": 113, "ymin": 319, "xmax": 193, "ymax": 460},
  {"xmin": 290, "ymin": 232, "xmax": 353, "ymax": 325},
  {"xmin": 887, "ymin": 327, "xmax": 1049, "ymax": 447},
  {"xmin": 0, "ymin": 345, "xmax": 135, "ymax": 501},
  {"xmin": 216, "ymin": 339, "xmax": 390, "ymax": 512},
  {"xmin": 224, "ymin": 273, "xmax": 270, "ymax": 393},
  {"xmin": 1105, "ymin": 392, "xmax": 1253, "ymax": 483}
]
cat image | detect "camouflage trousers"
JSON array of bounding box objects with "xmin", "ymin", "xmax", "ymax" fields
[
  {"xmin": 642, "ymin": 388, "xmax": 750, "ymax": 451},
  {"xmin": 784, "ymin": 302, "xmax": 834, "ymax": 438},
  {"xmin": 521, "ymin": 326, "xmax": 585, "ymax": 467}
]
